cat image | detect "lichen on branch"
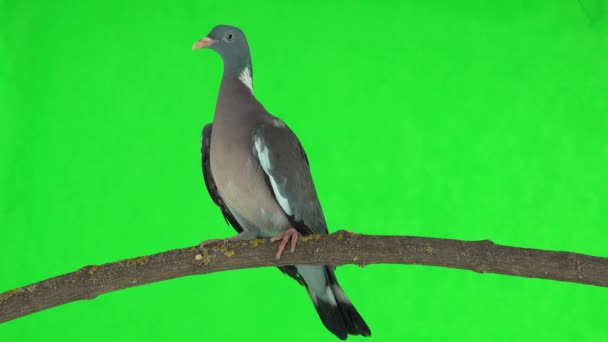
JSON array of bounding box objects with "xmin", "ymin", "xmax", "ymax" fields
[{"xmin": 1, "ymin": 231, "xmax": 607, "ymax": 324}]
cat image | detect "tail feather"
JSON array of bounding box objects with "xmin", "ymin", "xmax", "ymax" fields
[{"xmin": 306, "ymin": 267, "xmax": 371, "ymax": 339}]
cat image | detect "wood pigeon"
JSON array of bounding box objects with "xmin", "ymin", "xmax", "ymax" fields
[{"xmin": 193, "ymin": 25, "xmax": 371, "ymax": 340}]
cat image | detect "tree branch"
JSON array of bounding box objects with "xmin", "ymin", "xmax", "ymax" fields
[{"xmin": 2, "ymin": 230, "xmax": 607, "ymax": 324}]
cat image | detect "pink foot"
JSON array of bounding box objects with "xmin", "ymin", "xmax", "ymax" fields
[{"xmin": 270, "ymin": 228, "xmax": 298, "ymax": 260}]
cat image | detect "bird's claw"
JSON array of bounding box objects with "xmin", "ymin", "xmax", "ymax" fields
[{"xmin": 270, "ymin": 228, "xmax": 298, "ymax": 260}]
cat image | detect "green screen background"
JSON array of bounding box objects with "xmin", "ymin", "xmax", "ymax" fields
[{"xmin": 1, "ymin": 0, "xmax": 607, "ymax": 341}]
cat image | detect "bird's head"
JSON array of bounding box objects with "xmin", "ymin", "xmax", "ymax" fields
[{"xmin": 193, "ymin": 25, "xmax": 252, "ymax": 77}]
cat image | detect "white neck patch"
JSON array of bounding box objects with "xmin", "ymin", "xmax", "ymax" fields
[{"xmin": 238, "ymin": 66, "xmax": 253, "ymax": 93}]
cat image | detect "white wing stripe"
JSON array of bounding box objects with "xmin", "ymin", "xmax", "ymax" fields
[{"xmin": 254, "ymin": 136, "xmax": 293, "ymax": 215}]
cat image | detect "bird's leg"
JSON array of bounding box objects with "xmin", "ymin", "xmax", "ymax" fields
[
  {"xmin": 199, "ymin": 231, "xmax": 255, "ymax": 248},
  {"xmin": 269, "ymin": 228, "xmax": 299, "ymax": 260}
]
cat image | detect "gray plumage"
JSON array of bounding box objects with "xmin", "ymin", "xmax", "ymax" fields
[{"xmin": 195, "ymin": 25, "xmax": 370, "ymax": 339}]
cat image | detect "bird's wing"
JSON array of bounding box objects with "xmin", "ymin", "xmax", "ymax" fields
[
  {"xmin": 252, "ymin": 120, "xmax": 328, "ymax": 235},
  {"xmin": 252, "ymin": 122, "xmax": 370, "ymax": 337},
  {"xmin": 201, "ymin": 123, "xmax": 244, "ymax": 233}
]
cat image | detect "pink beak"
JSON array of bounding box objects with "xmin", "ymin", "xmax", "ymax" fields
[{"xmin": 192, "ymin": 37, "xmax": 216, "ymax": 50}]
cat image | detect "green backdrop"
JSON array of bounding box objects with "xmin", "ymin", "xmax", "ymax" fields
[{"xmin": 1, "ymin": 0, "xmax": 607, "ymax": 341}]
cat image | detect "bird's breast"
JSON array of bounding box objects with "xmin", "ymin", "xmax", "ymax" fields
[{"xmin": 209, "ymin": 124, "xmax": 290, "ymax": 235}]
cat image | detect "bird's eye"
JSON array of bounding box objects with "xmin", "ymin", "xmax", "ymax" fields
[{"xmin": 226, "ymin": 32, "xmax": 234, "ymax": 41}]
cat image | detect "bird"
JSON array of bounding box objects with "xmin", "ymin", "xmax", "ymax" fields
[{"xmin": 193, "ymin": 25, "xmax": 371, "ymax": 340}]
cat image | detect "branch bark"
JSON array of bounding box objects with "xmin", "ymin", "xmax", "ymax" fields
[{"xmin": 2, "ymin": 231, "xmax": 607, "ymax": 324}]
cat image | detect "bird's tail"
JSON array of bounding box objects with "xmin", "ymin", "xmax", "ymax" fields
[{"xmin": 305, "ymin": 266, "xmax": 371, "ymax": 340}]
